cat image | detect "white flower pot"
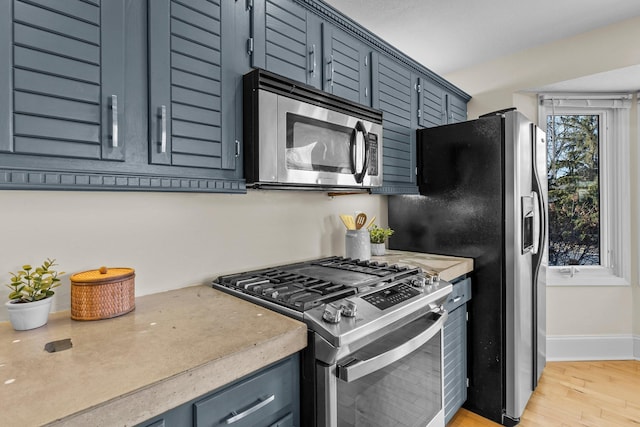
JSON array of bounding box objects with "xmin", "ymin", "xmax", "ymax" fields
[
  {"xmin": 5, "ymin": 297, "xmax": 53, "ymax": 331},
  {"xmin": 371, "ymin": 243, "xmax": 386, "ymax": 256}
]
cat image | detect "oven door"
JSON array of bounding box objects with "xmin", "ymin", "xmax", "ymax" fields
[
  {"xmin": 317, "ymin": 310, "xmax": 447, "ymax": 427},
  {"xmin": 270, "ymin": 91, "xmax": 382, "ymax": 188}
]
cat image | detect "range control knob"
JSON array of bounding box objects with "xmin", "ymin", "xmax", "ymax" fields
[
  {"xmin": 341, "ymin": 299, "xmax": 358, "ymax": 317},
  {"xmin": 322, "ymin": 303, "xmax": 342, "ymax": 324},
  {"xmin": 410, "ymin": 276, "xmax": 426, "ymax": 288}
]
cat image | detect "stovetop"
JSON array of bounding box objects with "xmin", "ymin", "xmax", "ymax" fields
[
  {"xmin": 213, "ymin": 257, "xmax": 451, "ymax": 351},
  {"xmin": 213, "ymin": 257, "xmax": 423, "ymax": 312}
]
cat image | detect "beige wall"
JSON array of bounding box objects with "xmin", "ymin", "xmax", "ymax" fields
[
  {"xmin": 446, "ymin": 16, "xmax": 640, "ymax": 338},
  {"xmin": 0, "ymin": 190, "xmax": 386, "ymax": 321}
]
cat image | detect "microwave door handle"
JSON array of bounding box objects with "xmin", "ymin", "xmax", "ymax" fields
[
  {"xmin": 351, "ymin": 121, "xmax": 370, "ymax": 184},
  {"xmin": 349, "ymin": 127, "xmax": 357, "ymax": 176}
]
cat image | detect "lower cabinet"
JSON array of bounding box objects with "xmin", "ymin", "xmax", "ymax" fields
[
  {"xmin": 443, "ymin": 277, "xmax": 472, "ymax": 424},
  {"xmin": 139, "ymin": 354, "xmax": 300, "ymax": 427}
]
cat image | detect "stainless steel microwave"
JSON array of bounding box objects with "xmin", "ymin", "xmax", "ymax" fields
[{"xmin": 243, "ymin": 69, "xmax": 383, "ymax": 190}]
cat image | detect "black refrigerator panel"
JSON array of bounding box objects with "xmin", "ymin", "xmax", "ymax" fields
[{"xmin": 388, "ymin": 115, "xmax": 508, "ymax": 425}]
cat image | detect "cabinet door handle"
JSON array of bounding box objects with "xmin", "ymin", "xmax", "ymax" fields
[
  {"xmin": 309, "ymin": 44, "xmax": 316, "ymax": 76},
  {"xmin": 158, "ymin": 105, "xmax": 167, "ymax": 153},
  {"xmin": 110, "ymin": 95, "xmax": 118, "ymax": 148},
  {"xmin": 224, "ymin": 394, "xmax": 275, "ymax": 424},
  {"xmin": 328, "ymin": 54, "xmax": 334, "ymax": 87}
]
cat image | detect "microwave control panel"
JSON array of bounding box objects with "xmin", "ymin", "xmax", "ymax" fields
[{"xmin": 368, "ymin": 134, "xmax": 379, "ymax": 176}]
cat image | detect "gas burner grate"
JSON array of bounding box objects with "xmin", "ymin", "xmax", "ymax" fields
[
  {"xmin": 216, "ymin": 268, "xmax": 357, "ymax": 311},
  {"xmin": 313, "ymin": 257, "xmax": 412, "ymax": 277}
]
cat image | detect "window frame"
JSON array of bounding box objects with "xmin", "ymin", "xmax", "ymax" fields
[{"xmin": 538, "ymin": 94, "xmax": 631, "ymax": 287}]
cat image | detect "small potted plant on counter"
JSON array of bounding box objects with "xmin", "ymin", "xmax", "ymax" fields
[
  {"xmin": 4, "ymin": 258, "xmax": 64, "ymax": 331},
  {"xmin": 369, "ymin": 225, "xmax": 394, "ymax": 256}
]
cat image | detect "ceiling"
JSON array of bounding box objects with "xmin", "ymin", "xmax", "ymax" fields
[{"xmin": 323, "ymin": 0, "xmax": 640, "ymax": 92}]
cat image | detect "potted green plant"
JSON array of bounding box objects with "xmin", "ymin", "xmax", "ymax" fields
[
  {"xmin": 4, "ymin": 258, "xmax": 64, "ymax": 331},
  {"xmin": 368, "ymin": 225, "xmax": 394, "ymax": 256}
]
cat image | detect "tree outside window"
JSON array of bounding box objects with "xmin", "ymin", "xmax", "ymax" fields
[{"xmin": 546, "ymin": 114, "xmax": 600, "ymax": 267}]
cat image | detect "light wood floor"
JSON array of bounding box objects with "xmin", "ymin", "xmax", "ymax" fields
[{"xmin": 447, "ymin": 360, "xmax": 640, "ymax": 427}]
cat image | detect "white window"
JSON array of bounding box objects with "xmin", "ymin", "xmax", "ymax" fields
[{"xmin": 538, "ymin": 94, "xmax": 631, "ymax": 286}]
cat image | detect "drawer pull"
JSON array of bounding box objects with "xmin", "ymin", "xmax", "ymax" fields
[
  {"xmin": 451, "ymin": 296, "xmax": 462, "ymax": 303},
  {"xmin": 225, "ymin": 394, "xmax": 275, "ymax": 424}
]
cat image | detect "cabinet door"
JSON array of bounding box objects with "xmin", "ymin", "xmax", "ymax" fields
[
  {"xmin": 443, "ymin": 277, "xmax": 471, "ymax": 424},
  {"xmin": 251, "ymin": 0, "xmax": 321, "ymax": 88},
  {"xmin": 322, "ymin": 23, "xmax": 372, "ymax": 106},
  {"xmin": 447, "ymin": 92, "xmax": 467, "ymax": 123},
  {"xmin": 0, "ymin": 0, "xmax": 125, "ymax": 161},
  {"xmin": 420, "ymin": 77, "xmax": 447, "ymax": 128},
  {"xmin": 149, "ymin": 0, "xmax": 236, "ymax": 171},
  {"xmin": 372, "ymin": 54, "xmax": 416, "ymax": 188},
  {"xmin": 420, "ymin": 78, "xmax": 468, "ymax": 127},
  {"xmin": 443, "ymin": 304, "xmax": 468, "ymax": 424}
]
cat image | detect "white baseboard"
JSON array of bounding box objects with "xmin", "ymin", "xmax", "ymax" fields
[{"xmin": 546, "ymin": 335, "xmax": 638, "ymax": 361}]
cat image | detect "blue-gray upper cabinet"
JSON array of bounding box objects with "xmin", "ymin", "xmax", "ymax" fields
[
  {"xmin": 447, "ymin": 92, "xmax": 467, "ymax": 123},
  {"xmin": 148, "ymin": 0, "xmax": 237, "ymax": 172},
  {"xmin": 0, "ymin": 0, "xmax": 244, "ymax": 192},
  {"xmin": 322, "ymin": 23, "xmax": 372, "ymax": 106},
  {"xmin": 0, "ymin": 0, "xmax": 125, "ymax": 162},
  {"xmin": 371, "ymin": 54, "xmax": 418, "ymax": 192},
  {"xmin": 250, "ymin": 0, "xmax": 322, "ymax": 89},
  {"xmin": 420, "ymin": 77, "xmax": 467, "ymax": 127}
]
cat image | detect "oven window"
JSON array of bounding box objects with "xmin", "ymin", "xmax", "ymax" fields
[
  {"xmin": 286, "ymin": 113, "xmax": 353, "ymax": 173},
  {"xmin": 337, "ymin": 329, "xmax": 442, "ymax": 426}
]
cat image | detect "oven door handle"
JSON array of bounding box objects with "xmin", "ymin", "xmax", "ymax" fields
[{"xmin": 337, "ymin": 310, "xmax": 448, "ymax": 383}]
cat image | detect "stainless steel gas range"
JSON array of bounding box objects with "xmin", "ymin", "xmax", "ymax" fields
[{"xmin": 213, "ymin": 257, "xmax": 452, "ymax": 427}]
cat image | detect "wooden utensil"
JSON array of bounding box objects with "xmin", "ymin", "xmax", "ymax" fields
[
  {"xmin": 366, "ymin": 216, "xmax": 376, "ymax": 229},
  {"xmin": 355, "ymin": 213, "xmax": 367, "ymax": 230},
  {"xmin": 340, "ymin": 214, "xmax": 355, "ymax": 230}
]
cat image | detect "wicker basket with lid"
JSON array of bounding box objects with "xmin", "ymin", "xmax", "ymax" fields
[{"xmin": 70, "ymin": 266, "xmax": 135, "ymax": 320}]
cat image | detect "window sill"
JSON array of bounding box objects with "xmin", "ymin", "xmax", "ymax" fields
[{"xmin": 547, "ymin": 267, "xmax": 630, "ymax": 287}]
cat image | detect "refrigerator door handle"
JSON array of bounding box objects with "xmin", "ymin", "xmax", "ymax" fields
[{"xmin": 531, "ymin": 191, "xmax": 540, "ymax": 255}]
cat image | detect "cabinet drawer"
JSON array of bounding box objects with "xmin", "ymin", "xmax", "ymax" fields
[
  {"xmin": 444, "ymin": 277, "xmax": 471, "ymax": 312},
  {"xmin": 194, "ymin": 357, "xmax": 295, "ymax": 427}
]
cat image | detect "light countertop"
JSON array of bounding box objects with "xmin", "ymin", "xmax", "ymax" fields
[
  {"xmin": 372, "ymin": 250, "xmax": 473, "ymax": 282},
  {"xmin": 0, "ymin": 285, "xmax": 307, "ymax": 427}
]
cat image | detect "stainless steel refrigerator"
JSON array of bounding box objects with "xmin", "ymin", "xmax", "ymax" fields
[{"xmin": 388, "ymin": 110, "xmax": 547, "ymax": 426}]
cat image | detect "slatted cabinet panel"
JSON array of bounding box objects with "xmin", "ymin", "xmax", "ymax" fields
[
  {"xmin": 448, "ymin": 93, "xmax": 467, "ymax": 123},
  {"xmin": 443, "ymin": 305, "xmax": 467, "ymax": 424},
  {"xmin": 322, "ymin": 23, "xmax": 371, "ymax": 106},
  {"xmin": 443, "ymin": 277, "xmax": 472, "ymax": 425},
  {"xmin": 421, "ymin": 78, "xmax": 468, "ymax": 128},
  {"xmin": 421, "ymin": 78, "xmax": 446, "ymax": 128},
  {"xmin": 374, "ymin": 55, "xmax": 416, "ymax": 186},
  {"xmin": 251, "ymin": 0, "xmax": 315, "ymax": 87},
  {"xmin": 2, "ymin": 0, "xmax": 124, "ymax": 160},
  {"xmin": 149, "ymin": 0, "xmax": 230, "ymax": 170}
]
